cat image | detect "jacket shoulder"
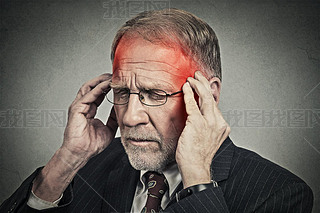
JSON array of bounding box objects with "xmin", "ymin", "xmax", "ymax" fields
[
  {"xmin": 233, "ymin": 146, "xmax": 305, "ymax": 183},
  {"xmin": 223, "ymin": 143, "xmax": 313, "ymax": 212}
]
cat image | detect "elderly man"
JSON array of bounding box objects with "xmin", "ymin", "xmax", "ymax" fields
[{"xmin": 0, "ymin": 8, "xmax": 313, "ymax": 213}]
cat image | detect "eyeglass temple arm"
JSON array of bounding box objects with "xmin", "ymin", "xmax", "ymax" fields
[{"xmin": 167, "ymin": 90, "xmax": 183, "ymax": 96}]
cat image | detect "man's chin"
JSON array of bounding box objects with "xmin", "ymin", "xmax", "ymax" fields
[
  {"xmin": 121, "ymin": 137, "xmax": 177, "ymax": 171},
  {"xmin": 124, "ymin": 146, "xmax": 174, "ymax": 171}
]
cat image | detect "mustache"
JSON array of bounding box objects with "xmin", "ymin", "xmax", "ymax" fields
[{"xmin": 121, "ymin": 127, "xmax": 162, "ymax": 143}]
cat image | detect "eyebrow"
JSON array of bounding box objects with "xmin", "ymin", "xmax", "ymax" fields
[
  {"xmin": 110, "ymin": 82, "xmax": 127, "ymax": 89},
  {"xmin": 139, "ymin": 82, "xmax": 167, "ymax": 90},
  {"xmin": 110, "ymin": 81, "xmax": 173, "ymax": 91}
]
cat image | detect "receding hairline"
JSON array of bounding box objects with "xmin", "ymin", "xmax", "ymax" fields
[
  {"xmin": 110, "ymin": 8, "xmax": 222, "ymax": 81},
  {"xmin": 115, "ymin": 32, "xmax": 199, "ymax": 66}
]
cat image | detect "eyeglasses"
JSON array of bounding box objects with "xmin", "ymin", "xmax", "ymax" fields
[{"xmin": 105, "ymin": 88, "xmax": 183, "ymax": 106}]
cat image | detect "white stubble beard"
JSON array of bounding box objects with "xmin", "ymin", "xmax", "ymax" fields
[{"xmin": 120, "ymin": 127, "xmax": 177, "ymax": 172}]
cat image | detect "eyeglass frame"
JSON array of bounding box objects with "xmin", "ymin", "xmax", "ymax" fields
[{"xmin": 104, "ymin": 89, "xmax": 183, "ymax": 107}]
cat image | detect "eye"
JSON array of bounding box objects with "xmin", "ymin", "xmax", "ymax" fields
[
  {"xmin": 147, "ymin": 89, "xmax": 166, "ymax": 100},
  {"xmin": 114, "ymin": 88, "xmax": 129, "ymax": 97}
]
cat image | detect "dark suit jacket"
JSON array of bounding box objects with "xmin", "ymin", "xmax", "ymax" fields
[{"xmin": 0, "ymin": 137, "xmax": 313, "ymax": 212}]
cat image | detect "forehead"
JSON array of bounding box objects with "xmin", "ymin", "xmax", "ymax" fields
[{"xmin": 112, "ymin": 36, "xmax": 198, "ymax": 90}]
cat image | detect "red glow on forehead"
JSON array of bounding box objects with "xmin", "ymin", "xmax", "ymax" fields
[{"xmin": 113, "ymin": 36, "xmax": 199, "ymax": 90}]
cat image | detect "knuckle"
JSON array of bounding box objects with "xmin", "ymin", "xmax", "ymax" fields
[
  {"xmin": 219, "ymin": 122, "xmax": 229, "ymax": 133},
  {"xmin": 80, "ymin": 87, "xmax": 88, "ymax": 96},
  {"xmin": 68, "ymin": 103, "xmax": 75, "ymax": 113},
  {"xmin": 79, "ymin": 104, "xmax": 89, "ymax": 113},
  {"xmin": 70, "ymin": 103, "xmax": 88, "ymax": 114},
  {"xmin": 202, "ymin": 93, "xmax": 214, "ymax": 104},
  {"xmin": 185, "ymin": 96, "xmax": 196, "ymax": 106},
  {"xmin": 226, "ymin": 124, "xmax": 231, "ymax": 134},
  {"xmin": 206, "ymin": 120, "xmax": 215, "ymax": 128},
  {"xmin": 77, "ymin": 88, "xmax": 82, "ymax": 94},
  {"xmin": 101, "ymin": 73, "xmax": 111, "ymax": 78},
  {"xmin": 81, "ymin": 82, "xmax": 87, "ymax": 89}
]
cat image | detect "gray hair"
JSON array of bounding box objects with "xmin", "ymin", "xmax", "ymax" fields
[{"xmin": 111, "ymin": 8, "xmax": 222, "ymax": 80}]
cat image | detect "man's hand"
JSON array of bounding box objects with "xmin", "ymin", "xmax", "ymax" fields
[
  {"xmin": 62, "ymin": 73, "xmax": 118, "ymax": 162},
  {"xmin": 176, "ymin": 71, "xmax": 230, "ymax": 188},
  {"xmin": 32, "ymin": 74, "xmax": 118, "ymax": 202}
]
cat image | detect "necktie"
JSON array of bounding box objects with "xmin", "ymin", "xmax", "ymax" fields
[{"xmin": 141, "ymin": 172, "xmax": 168, "ymax": 213}]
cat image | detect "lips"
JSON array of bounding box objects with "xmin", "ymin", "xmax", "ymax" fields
[{"xmin": 126, "ymin": 138, "xmax": 159, "ymax": 146}]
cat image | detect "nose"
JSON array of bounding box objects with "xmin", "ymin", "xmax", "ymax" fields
[{"xmin": 122, "ymin": 93, "xmax": 149, "ymax": 127}]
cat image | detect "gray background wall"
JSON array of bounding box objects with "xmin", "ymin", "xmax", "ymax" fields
[{"xmin": 1, "ymin": 0, "xmax": 319, "ymax": 212}]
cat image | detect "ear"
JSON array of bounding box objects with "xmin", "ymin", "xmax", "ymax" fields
[{"xmin": 209, "ymin": 77, "xmax": 221, "ymax": 104}]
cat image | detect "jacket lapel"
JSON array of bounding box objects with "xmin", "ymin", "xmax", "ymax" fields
[{"xmin": 101, "ymin": 153, "xmax": 140, "ymax": 212}]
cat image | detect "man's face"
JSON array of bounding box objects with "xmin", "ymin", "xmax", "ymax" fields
[{"xmin": 112, "ymin": 35, "xmax": 198, "ymax": 171}]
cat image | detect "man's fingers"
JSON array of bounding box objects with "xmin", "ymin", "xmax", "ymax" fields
[
  {"xmin": 79, "ymin": 80, "xmax": 111, "ymax": 105},
  {"xmin": 194, "ymin": 71, "xmax": 211, "ymax": 92},
  {"xmin": 81, "ymin": 73, "xmax": 112, "ymax": 95},
  {"xmin": 75, "ymin": 73, "xmax": 112, "ymax": 100},
  {"xmin": 186, "ymin": 76, "xmax": 214, "ymax": 118},
  {"xmin": 186, "ymin": 71, "xmax": 226, "ymax": 130},
  {"xmin": 70, "ymin": 74, "xmax": 112, "ymax": 120},
  {"xmin": 182, "ymin": 82, "xmax": 202, "ymax": 117}
]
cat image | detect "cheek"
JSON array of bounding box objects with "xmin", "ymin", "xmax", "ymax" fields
[{"xmin": 159, "ymin": 99, "xmax": 187, "ymax": 137}]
